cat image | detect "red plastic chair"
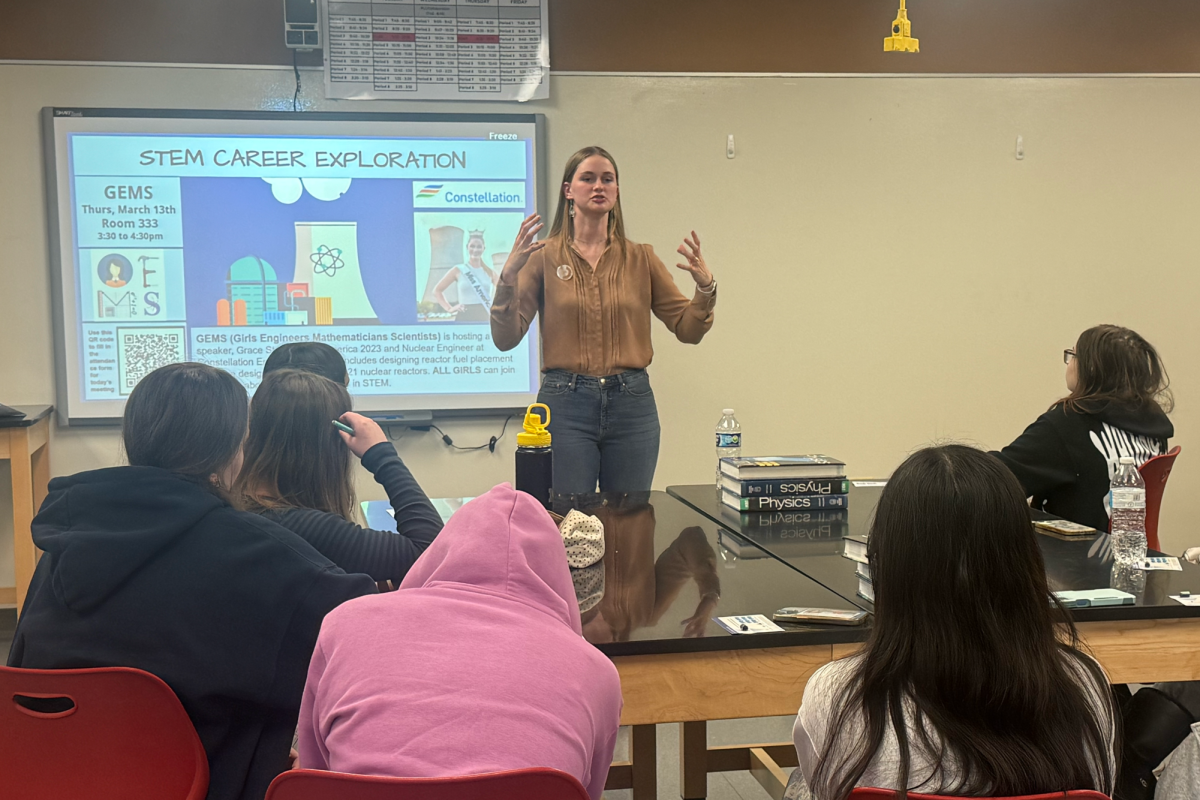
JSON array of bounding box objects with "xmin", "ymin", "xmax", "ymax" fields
[
  {"xmin": 265, "ymin": 767, "xmax": 591, "ymax": 800},
  {"xmin": 0, "ymin": 665, "xmax": 208, "ymax": 800},
  {"xmin": 849, "ymin": 790, "xmax": 1110, "ymax": 800},
  {"xmin": 1139, "ymin": 445, "xmax": 1181, "ymax": 552}
]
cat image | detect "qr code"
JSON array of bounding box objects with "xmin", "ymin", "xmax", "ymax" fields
[{"xmin": 117, "ymin": 327, "xmax": 187, "ymax": 395}]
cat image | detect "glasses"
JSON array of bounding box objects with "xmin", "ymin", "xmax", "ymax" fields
[{"xmin": 1063, "ymin": 349, "xmax": 1076, "ymax": 364}]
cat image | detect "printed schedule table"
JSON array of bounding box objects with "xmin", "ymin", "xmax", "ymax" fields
[{"xmin": 324, "ymin": 0, "xmax": 548, "ymax": 101}]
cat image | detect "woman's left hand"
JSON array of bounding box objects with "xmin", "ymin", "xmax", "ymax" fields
[{"xmin": 676, "ymin": 231, "xmax": 714, "ymax": 289}]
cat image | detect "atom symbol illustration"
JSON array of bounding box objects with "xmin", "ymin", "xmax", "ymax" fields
[{"xmin": 311, "ymin": 244, "xmax": 345, "ymax": 276}]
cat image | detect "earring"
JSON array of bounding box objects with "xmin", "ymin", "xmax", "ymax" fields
[{"xmin": 568, "ymin": 199, "xmax": 575, "ymax": 219}]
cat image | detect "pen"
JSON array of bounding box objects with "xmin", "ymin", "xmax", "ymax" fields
[{"xmin": 332, "ymin": 419, "xmax": 354, "ymax": 435}]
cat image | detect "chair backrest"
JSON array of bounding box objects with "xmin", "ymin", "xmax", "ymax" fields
[
  {"xmin": 265, "ymin": 767, "xmax": 591, "ymax": 800},
  {"xmin": 1139, "ymin": 445, "xmax": 1181, "ymax": 552},
  {"xmin": 848, "ymin": 790, "xmax": 1110, "ymax": 800},
  {"xmin": 0, "ymin": 665, "xmax": 209, "ymax": 800}
]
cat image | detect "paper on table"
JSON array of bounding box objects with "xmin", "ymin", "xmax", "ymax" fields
[
  {"xmin": 1171, "ymin": 594, "xmax": 1200, "ymax": 606},
  {"xmin": 1140, "ymin": 556, "xmax": 1182, "ymax": 571},
  {"xmin": 714, "ymin": 614, "xmax": 785, "ymax": 634}
]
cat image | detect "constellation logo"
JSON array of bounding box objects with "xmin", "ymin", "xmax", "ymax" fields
[{"xmin": 412, "ymin": 181, "xmax": 525, "ymax": 209}]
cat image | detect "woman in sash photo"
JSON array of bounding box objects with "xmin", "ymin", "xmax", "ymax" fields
[{"xmin": 433, "ymin": 229, "xmax": 497, "ymax": 323}]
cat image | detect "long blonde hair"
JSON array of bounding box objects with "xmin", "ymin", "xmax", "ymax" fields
[{"xmin": 549, "ymin": 146, "xmax": 627, "ymax": 258}]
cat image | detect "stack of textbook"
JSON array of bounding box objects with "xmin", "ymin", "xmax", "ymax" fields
[
  {"xmin": 842, "ymin": 533, "xmax": 874, "ymax": 603},
  {"xmin": 719, "ymin": 455, "xmax": 848, "ymax": 512}
]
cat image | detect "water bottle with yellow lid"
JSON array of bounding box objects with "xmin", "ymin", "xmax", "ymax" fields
[{"xmin": 515, "ymin": 403, "xmax": 553, "ymax": 509}]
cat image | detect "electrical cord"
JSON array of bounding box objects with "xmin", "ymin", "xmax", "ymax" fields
[
  {"xmin": 428, "ymin": 415, "xmax": 515, "ymax": 453},
  {"xmin": 292, "ymin": 49, "xmax": 301, "ymax": 112}
]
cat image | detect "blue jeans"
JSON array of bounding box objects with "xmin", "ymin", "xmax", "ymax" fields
[{"xmin": 537, "ymin": 369, "xmax": 661, "ymax": 494}]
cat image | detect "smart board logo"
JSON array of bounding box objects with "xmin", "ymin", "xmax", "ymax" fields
[{"xmin": 412, "ymin": 181, "xmax": 526, "ymax": 208}]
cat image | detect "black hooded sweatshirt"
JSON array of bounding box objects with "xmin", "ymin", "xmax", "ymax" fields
[
  {"xmin": 994, "ymin": 401, "xmax": 1174, "ymax": 532},
  {"xmin": 7, "ymin": 466, "xmax": 377, "ymax": 800}
]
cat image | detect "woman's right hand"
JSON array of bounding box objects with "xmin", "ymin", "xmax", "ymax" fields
[
  {"xmin": 337, "ymin": 412, "xmax": 388, "ymax": 458},
  {"xmin": 500, "ymin": 213, "xmax": 546, "ymax": 284}
]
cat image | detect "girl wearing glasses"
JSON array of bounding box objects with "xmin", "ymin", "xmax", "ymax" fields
[{"xmin": 993, "ymin": 324, "xmax": 1173, "ymax": 531}]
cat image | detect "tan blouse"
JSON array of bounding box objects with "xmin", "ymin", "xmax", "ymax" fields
[{"xmin": 490, "ymin": 235, "xmax": 717, "ymax": 376}]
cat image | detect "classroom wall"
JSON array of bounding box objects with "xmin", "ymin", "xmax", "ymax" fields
[
  {"xmin": 2, "ymin": 64, "xmax": 1199, "ymax": 592},
  {"xmin": 9, "ymin": 0, "xmax": 1200, "ymax": 73}
]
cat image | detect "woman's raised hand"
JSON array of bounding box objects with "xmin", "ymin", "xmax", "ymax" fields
[
  {"xmin": 676, "ymin": 231, "xmax": 713, "ymax": 288},
  {"xmin": 500, "ymin": 213, "xmax": 546, "ymax": 283}
]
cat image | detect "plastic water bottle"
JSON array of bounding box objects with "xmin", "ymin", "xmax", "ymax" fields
[
  {"xmin": 1110, "ymin": 456, "xmax": 1147, "ymax": 565},
  {"xmin": 715, "ymin": 409, "xmax": 742, "ymax": 486}
]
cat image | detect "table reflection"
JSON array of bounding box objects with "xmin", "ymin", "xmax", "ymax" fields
[{"xmin": 553, "ymin": 493, "xmax": 721, "ymax": 643}]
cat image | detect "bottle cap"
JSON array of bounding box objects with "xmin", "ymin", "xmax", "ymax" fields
[
  {"xmin": 723, "ymin": 408, "xmax": 735, "ymax": 415},
  {"xmin": 1119, "ymin": 456, "xmax": 1136, "ymax": 465},
  {"xmin": 517, "ymin": 403, "xmax": 551, "ymax": 447}
]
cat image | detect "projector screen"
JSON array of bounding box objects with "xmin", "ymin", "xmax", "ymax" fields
[{"xmin": 43, "ymin": 108, "xmax": 545, "ymax": 425}]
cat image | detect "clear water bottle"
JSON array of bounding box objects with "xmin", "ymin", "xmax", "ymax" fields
[
  {"xmin": 715, "ymin": 408, "xmax": 742, "ymax": 487},
  {"xmin": 1110, "ymin": 456, "xmax": 1147, "ymax": 565}
]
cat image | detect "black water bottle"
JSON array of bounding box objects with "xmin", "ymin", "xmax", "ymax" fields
[{"xmin": 515, "ymin": 403, "xmax": 553, "ymax": 509}]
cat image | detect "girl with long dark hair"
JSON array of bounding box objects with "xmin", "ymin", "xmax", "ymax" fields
[
  {"xmin": 262, "ymin": 340, "xmax": 349, "ymax": 384},
  {"xmin": 792, "ymin": 445, "xmax": 1116, "ymax": 799},
  {"xmin": 995, "ymin": 324, "xmax": 1173, "ymax": 531},
  {"xmin": 490, "ymin": 146, "xmax": 718, "ymax": 494},
  {"xmin": 10, "ymin": 363, "xmax": 375, "ymax": 800},
  {"xmin": 234, "ymin": 368, "xmax": 442, "ymax": 586}
]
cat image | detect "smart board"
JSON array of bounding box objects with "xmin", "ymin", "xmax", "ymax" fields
[{"xmin": 43, "ymin": 108, "xmax": 545, "ymax": 424}]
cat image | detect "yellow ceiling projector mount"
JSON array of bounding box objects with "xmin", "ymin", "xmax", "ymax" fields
[{"xmin": 884, "ymin": 0, "xmax": 919, "ymax": 53}]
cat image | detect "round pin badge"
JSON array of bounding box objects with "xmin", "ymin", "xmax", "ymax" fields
[{"xmin": 556, "ymin": 264, "xmax": 574, "ymax": 281}]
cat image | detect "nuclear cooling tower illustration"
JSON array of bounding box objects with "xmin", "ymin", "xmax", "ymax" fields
[{"xmin": 292, "ymin": 221, "xmax": 379, "ymax": 324}]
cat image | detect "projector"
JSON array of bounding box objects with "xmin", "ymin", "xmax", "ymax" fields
[
  {"xmin": 284, "ymin": 0, "xmax": 320, "ymax": 50},
  {"xmin": 883, "ymin": 0, "xmax": 919, "ymax": 53}
]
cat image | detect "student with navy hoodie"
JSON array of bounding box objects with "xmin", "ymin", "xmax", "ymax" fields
[
  {"xmin": 994, "ymin": 324, "xmax": 1173, "ymax": 532},
  {"xmin": 7, "ymin": 363, "xmax": 376, "ymax": 800}
]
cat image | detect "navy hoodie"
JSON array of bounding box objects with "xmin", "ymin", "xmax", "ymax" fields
[
  {"xmin": 994, "ymin": 401, "xmax": 1174, "ymax": 532},
  {"xmin": 7, "ymin": 466, "xmax": 376, "ymax": 800}
]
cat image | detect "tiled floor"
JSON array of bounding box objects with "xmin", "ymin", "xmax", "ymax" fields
[
  {"xmin": 0, "ymin": 605, "xmax": 796, "ymax": 800},
  {"xmin": 604, "ymin": 716, "xmax": 797, "ymax": 800}
]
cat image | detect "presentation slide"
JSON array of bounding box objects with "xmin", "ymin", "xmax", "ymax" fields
[{"xmin": 45, "ymin": 110, "xmax": 544, "ymax": 423}]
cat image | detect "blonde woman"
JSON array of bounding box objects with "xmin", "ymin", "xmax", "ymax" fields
[{"xmin": 491, "ymin": 146, "xmax": 717, "ymax": 494}]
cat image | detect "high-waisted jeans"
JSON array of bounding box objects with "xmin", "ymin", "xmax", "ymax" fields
[{"xmin": 537, "ymin": 368, "xmax": 661, "ymax": 495}]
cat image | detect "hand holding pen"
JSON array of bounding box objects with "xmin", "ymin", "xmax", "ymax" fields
[{"xmin": 332, "ymin": 412, "xmax": 388, "ymax": 458}]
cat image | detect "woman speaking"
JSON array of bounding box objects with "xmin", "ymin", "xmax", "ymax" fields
[{"xmin": 491, "ymin": 146, "xmax": 717, "ymax": 494}]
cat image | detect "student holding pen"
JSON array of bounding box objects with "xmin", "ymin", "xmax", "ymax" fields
[{"xmin": 234, "ymin": 367, "xmax": 443, "ymax": 587}]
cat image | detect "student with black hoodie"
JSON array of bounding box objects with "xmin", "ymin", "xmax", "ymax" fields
[
  {"xmin": 7, "ymin": 363, "xmax": 376, "ymax": 800},
  {"xmin": 994, "ymin": 324, "xmax": 1173, "ymax": 532}
]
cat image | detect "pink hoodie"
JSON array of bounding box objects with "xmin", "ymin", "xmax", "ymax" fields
[{"xmin": 297, "ymin": 484, "xmax": 623, "ymax": 799}]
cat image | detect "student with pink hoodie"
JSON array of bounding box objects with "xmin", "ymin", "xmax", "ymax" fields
[{"xmin": 297, "ymin": 483, "xmax": 623, "ymax": 799}]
